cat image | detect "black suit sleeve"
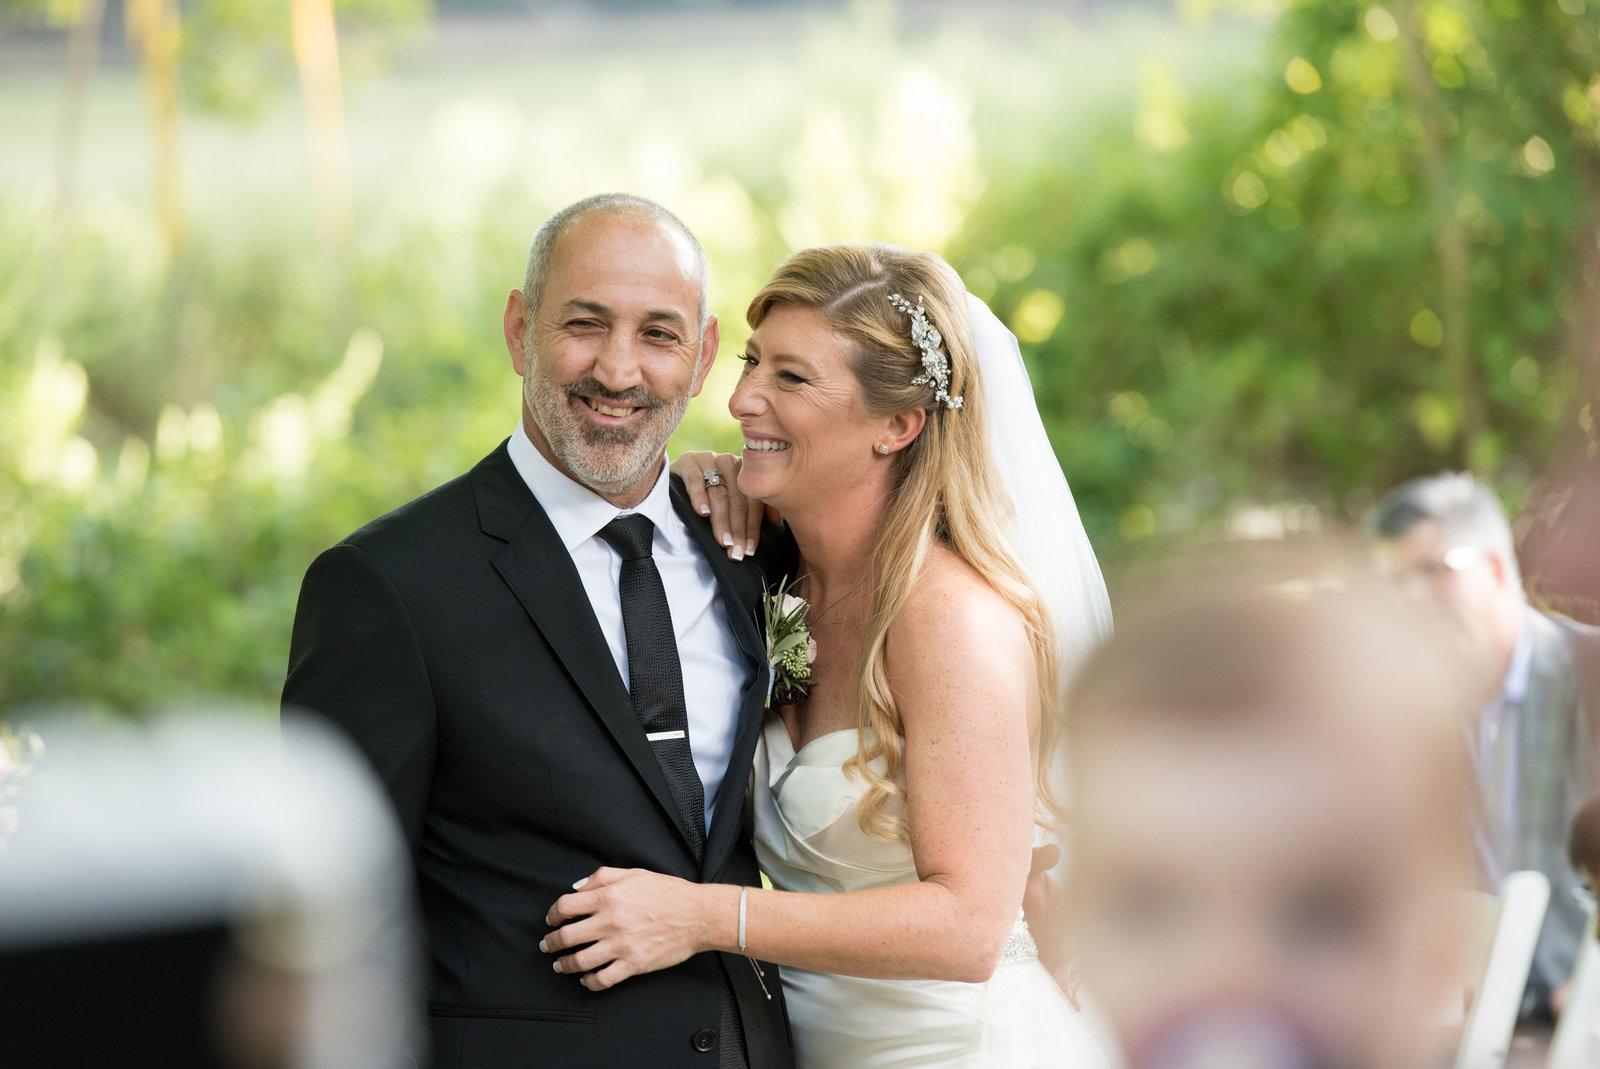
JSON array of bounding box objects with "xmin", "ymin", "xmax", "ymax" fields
[{"xmin": 283, "ymin": 542, "xmax": 437, "ymax": 847}]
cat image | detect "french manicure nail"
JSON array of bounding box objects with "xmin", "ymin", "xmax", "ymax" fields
[
  {"xmin": 699, "ymin": 504, "xmax": 710, "ymax": 516},
  {"xmin": 731, "ymin": 546, "xmax": 745, "ymax": 561},
  {"xmin": 573, "ymin": 877, "xmax": 588, "ymax": 890},
  {"xmin": 721, "ymin": 533, "xmax": 733, "ymax": 547},
  {"xmin": 746, "ymin": 540, "xmax": 757, "ymax": 556}
]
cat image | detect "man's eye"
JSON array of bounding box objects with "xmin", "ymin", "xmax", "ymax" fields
[
  {"xmin": 568, "ymin": 319, "xmax": 601, "ymax": 329},
  {"xmin": 645, "ymin": 329, "xmax": 678, "ymax": 342}
]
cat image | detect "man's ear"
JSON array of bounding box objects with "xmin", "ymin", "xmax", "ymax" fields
[
  {"xmin": 504, "ymin": 290, "xmax": 529, "ymax": 376},
  {"xmin": 1486, "ymin": 550, "xmax": 1512, "ymax": 590},
  {"xmin": 691, "ymin": 313, "xmax": 720, "ymax": 398},
  {"xmin": 877, "ymin": 406, "xmax": 928, "ymax": 454}
]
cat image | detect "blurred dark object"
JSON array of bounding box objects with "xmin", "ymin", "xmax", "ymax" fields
[
  {"xmin": 0, "ymin": 714, "xmax": 421, "ymax": 1069},
  {"xmin": 1522, "ymin": 455, "xmax": 1600, "ymax": 626}
]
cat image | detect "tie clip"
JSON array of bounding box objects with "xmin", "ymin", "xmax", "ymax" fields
[{"xmin": 646, "ymin": 730, "xmax": 686, "ymax": 742}]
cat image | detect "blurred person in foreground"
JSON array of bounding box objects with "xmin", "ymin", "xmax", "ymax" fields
[
  {"xmin": 1369, "ymin": 473, "xmax": 1600, "ymax": 1020},
  {"xmin": 1062, "ymin": 553, "xmax": 1476, "ymax": 1068}
]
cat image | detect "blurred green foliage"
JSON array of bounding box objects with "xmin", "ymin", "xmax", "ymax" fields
[{"xmin": 1, "ymin": 0, "xmax": 1597, "ymax": 713}]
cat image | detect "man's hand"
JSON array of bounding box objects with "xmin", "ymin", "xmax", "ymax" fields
[{"xmin": 1024, "ymin": 843, "xmax": 1080, "ymax": 1009}]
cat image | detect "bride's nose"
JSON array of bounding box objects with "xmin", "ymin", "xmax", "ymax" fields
[{"xmin": 729, "ymin": 373, "xmax": 765, "ymax": 421}]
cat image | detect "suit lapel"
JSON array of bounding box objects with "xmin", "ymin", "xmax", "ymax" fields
[
  {"xmin": 474, "ymin": 444, "xmax": 693, "ymax": 857},
  {"xmin": 670, "ymin": 478, "xmax": 778, "ymax": 880},
  {"xmin": 1516, "ymin": 612, "xmax": 1574, "ymax": 871}
]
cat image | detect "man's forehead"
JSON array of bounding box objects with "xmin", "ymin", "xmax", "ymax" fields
[
  {"xmin": 1377, "ymin": 519, "xmax": 1445, "ymax": 562},
  {"xmin": 551, "ymin": 212, "xmax": 699, "ymax": 282}
]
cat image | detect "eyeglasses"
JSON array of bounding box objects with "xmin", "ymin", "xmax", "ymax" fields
[{"xmin": 1385, "ymin": 545, "xmax": 1485, "ymax": 583}]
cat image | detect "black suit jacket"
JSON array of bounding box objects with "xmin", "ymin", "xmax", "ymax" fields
[{"xmin": 283, "ymin": 441, "xmax": 793, "ymax": 1069}]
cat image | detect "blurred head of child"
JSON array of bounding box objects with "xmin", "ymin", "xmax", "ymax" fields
[{"xmin": 1064, "ymin": 549, "xmax": 1475, "ymax": 1069}]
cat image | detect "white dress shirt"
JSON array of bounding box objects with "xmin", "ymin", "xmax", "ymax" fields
[{"xmin": 508, "ymin": 422, "xmax": 753, "ymax": 830}]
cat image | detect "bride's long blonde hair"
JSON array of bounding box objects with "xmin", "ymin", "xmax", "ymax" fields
[{"xmin": 747, "ymin": 243, "xmax": 1064, "ymax": 841}]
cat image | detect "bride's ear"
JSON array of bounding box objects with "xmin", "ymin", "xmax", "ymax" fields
[{"xmin": 874, "ymin": 407, "xmax": 927, "ymax": 456}]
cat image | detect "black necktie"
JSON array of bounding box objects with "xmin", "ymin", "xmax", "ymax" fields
[
  {"xmin": 598, "ymin": 514, "xmax": 706, "ymax": 860},
  {"xmin": 598, "ymin": 514, "xmax": 747, "ymax": 1069}
]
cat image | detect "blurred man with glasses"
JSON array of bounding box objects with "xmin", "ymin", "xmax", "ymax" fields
[{"xmin": 1368, "ymin": 472, "xmax": 1600, "ymax": 1021}]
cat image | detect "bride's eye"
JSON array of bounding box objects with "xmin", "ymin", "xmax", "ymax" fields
[
  {"xmin": 737, "ymin": 353, "xmax": 757, "ymax": 368},
  {"xmin": 779, "ymin": 371, "xmax": 807, "ymax": 385}
]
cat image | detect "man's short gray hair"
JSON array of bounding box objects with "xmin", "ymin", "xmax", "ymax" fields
[
  {"xmin": 1367, "ymin": 471, "xmax": 1520, "ymax": 582},
  {"xmin": 522, "ymin": 193, "xmax": 710, "ymax": 328}
]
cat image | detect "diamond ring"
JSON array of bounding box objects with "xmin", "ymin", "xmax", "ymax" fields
[{"xmin": 702, "ymin": 468, "xmax": 725, "ymax": 489}]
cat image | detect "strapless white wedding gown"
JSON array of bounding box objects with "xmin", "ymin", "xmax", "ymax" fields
[{"xmin": 751, "ymin": 718, "xmax": 1110, "ymax": 1069}]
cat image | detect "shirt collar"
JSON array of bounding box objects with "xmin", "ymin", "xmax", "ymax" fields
[
  {"xmin": 507, "ymin": 420, "xmax": 686, "ymax": 554},
  {"xmin": 1500, "ymin": 606, "xmax": 1537, "ymax": 706}
]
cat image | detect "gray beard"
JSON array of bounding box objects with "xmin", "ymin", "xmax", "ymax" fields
[{"xmin": 523, "ymin": 359, "xmax": 692, "ymax": 497}]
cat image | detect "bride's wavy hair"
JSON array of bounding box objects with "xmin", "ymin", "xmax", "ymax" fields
[{"xmin": 747, "ymin": 243, "xmax": 1064, "ymax": 841}]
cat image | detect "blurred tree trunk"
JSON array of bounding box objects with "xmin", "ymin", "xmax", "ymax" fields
[
  {"xmin": 292, "ymin": 0, "xmax": 352, "ymax": 246},
  {"xmin": 1397, "ymin": 0, "xmax": 1484, "ymax": 471},
  {"xmin": 54, "ymin": 0, "xmax": 106, "ymax": 222},
  {"xmin": 125, "ymin": 0, "xmax": 185, "ymax": 252}
]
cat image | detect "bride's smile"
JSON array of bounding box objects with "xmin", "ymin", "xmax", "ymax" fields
[{"xmin": 732, "ymin": 303, "xmax": 921, "ymax": 520}]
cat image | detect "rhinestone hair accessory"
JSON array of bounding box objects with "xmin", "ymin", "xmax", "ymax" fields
[{"xmin": 888, "ymin": 292, "xmax": 963, "ymax": 411}]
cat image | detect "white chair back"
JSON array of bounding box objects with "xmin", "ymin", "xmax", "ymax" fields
[
  {"xmin": 1454, "ymin": 870, "xmax": 1552, "ymax": 1069},
  {"xmin": 1546, "ymin": 894, "xmax": 1600, "ymax": 1069}
]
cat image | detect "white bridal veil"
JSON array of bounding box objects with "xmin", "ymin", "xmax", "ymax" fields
[{"xmin": 966, "ymin": 293, "xmax": 1113, "ymax": 670}]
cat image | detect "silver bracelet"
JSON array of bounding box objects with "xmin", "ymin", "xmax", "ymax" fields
[{"xmin": 738, "ymin": 885, "xmax": 770, "ymax": 999}]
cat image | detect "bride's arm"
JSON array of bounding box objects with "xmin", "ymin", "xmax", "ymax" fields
[{"xmin": 540, "ymin": 581, "xmax": 1037, "ymax": 990}]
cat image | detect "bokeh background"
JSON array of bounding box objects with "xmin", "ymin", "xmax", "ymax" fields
[{"xmin": 1, "ymin": 0, "xmax": 1597, "ymax": 715}]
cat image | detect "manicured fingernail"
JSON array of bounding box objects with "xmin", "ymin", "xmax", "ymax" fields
[
  {"xmin": 552, "ymin": 960, "xmax": 563, "ymax": 973},
  {"xmin": 538, "ymin": 938, "xmax": 548, "ymax": 952},
  {"xmin": 572, "ymin": 877, "xmax": 588, "ymax": 890},
  {"xmin": 731, "ymin": 545, "xmax": 745, "ymax": 561},
  {"xmin": 699, "ymin": 504, "xmax": 710, "ymax": 516},
  {"xmin": 721, "ymin": 533, "xmax": 733, "ymax": 547},
  {"xmin": 746, "ymin": 540, "xmax": 756, "ymax": 556}
]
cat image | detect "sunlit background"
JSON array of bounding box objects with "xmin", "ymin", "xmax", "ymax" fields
[{"xmin": 1, "ymin": 0, "xmax": 1597, "ymax": 714}]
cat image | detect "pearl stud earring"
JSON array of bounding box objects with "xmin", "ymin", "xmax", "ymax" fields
[{"xmin": 876, "ymin": 444, "xmax": 891, "ymax": 455}]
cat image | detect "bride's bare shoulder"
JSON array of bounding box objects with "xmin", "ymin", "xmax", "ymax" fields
[{"xmin": 887, "ymin": 544, "xmax": 1028, "ymax": 669}]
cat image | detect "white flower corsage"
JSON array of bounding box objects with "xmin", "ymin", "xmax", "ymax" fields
[{"xmin": 759, "ymin": 577, "xmax": 815, "ymax": 708}]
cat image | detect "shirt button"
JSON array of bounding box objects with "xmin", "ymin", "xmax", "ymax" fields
[{"xmin": 692, "ymin": 1028, "xmax": 717, "ymax": 1053}]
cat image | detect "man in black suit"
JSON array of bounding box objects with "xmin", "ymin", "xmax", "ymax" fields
[{"xmin": 283, "ymin": 193, "xmax": 792, "ymax": 1069}]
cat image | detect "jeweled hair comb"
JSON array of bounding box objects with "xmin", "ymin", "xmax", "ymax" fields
[{"xmin": 887, "ymin": 292, "xmax": 963, "ymax": 411}]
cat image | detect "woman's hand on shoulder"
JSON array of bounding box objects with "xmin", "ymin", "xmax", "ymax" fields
[{"xmin": 669, "ymin": 450, "xmax": 774, "ymax": 561}]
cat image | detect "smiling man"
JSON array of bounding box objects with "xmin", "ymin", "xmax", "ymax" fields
[{"xmin": 283, "ymin": 194, "xmax": 793, "ymax": 1069}]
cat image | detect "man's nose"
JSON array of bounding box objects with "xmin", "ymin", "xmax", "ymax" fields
[{"xmin": 591, "ymin": 333, "xmax": 646, "ymax": 394}]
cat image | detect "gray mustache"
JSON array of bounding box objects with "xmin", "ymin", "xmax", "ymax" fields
[{"xmin": 564, "ymin": 379, "xmax": 664, "ymax": 411}]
